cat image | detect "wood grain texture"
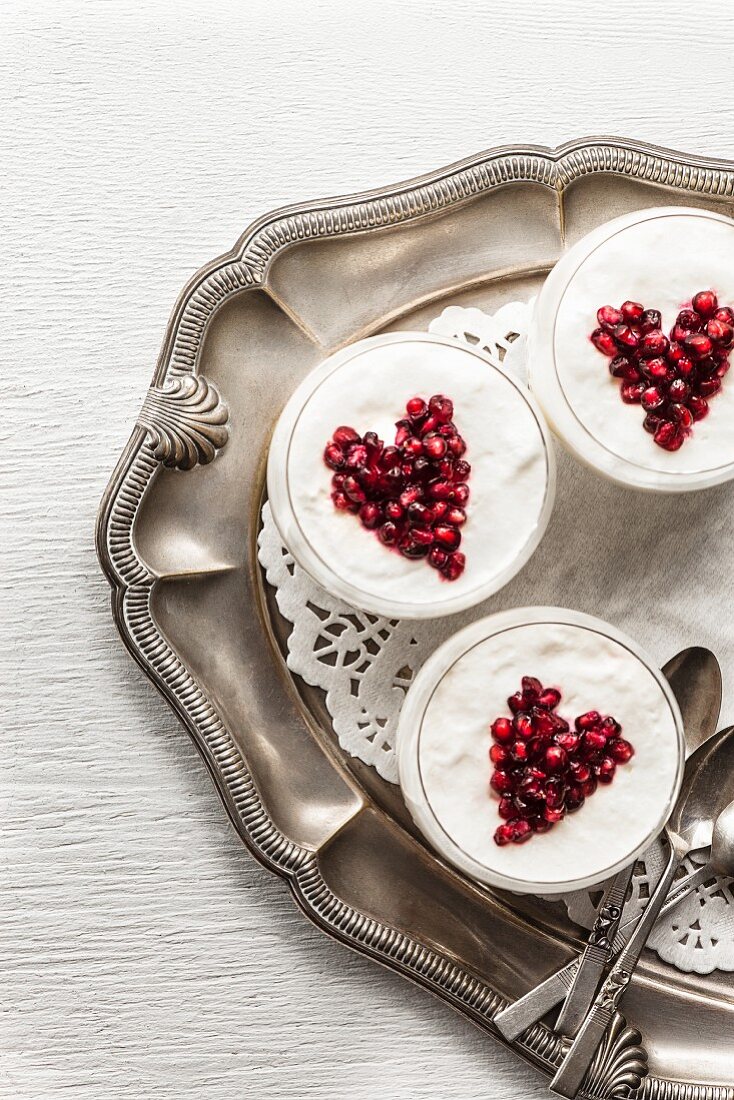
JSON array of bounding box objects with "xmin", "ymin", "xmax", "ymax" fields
[{"xmin": 4, "ymin": 1, "xmax": 734, "ymax": 1096}]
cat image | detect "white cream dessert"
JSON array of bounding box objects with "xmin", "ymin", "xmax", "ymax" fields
[
  {"xmin": 397, "ymin": 609, "xmax": 684, "ymax": 893},
  {"xmin": 529, "ymin": 207, "xmax": 734, "ymax": 491},
  {"xmin": 268, "ymin": 333, "xmax": 554, "ymax": 619}
]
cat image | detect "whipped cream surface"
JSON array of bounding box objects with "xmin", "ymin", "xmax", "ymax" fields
[
  {"xmin": 417, "ymin": 621, "xmax": 680, "ymax": 887},
  {"xmin": 285, "ymin": 338, "xmax": 550, "ymax": 612},
  {"xmin": 554, "ymin": 211, "xmax": 734, "ymax": 475}
]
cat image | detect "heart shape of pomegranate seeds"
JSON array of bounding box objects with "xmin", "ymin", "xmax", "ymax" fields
[
  {"xmin": 489, "ymin": 677, "xmax": 634, "ymax": 845},
  {"xmin": 590, "ymin": 291, "xmax": 733, "ymax": 451},
  {"xmin": 323, "ymin": 394, "xmax": 470, "ymax": 581}
]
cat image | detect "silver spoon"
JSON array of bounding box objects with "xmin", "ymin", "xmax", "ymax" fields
[
  {"xmin": 662, "ymin": 797, "xmax": 734, "ymax": 907},
  {"xmin": 551, "ymin": 722, "xmax": 734, "ymax": 1098},
  {"xmin": 494, "ymin": 646, "xmax": 722, "ymax": 1042}
]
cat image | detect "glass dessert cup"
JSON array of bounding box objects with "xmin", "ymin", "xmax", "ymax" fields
[
  {"xmin": 528, "ymin": 206, "xmax": 734, "ymax": 492},
  {"xmin": 397, "ymin": 606, "xmax": 685, "ymax": 895},
  {"xmin": 267, "ymin": 332, "xmax": 555, "ymax": 620}
]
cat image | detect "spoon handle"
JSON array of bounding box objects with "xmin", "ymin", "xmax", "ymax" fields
[
  {"xmin": 493, "ymin": 963, "xmax": 575, "ymax": 1041},
  {"xmin": 550, "ymin": 848, "xmax": 681, "ymax": 1098},
  {"xmin": 554, "ymin": 865, "xmax": 632, "ymax": 1035}
]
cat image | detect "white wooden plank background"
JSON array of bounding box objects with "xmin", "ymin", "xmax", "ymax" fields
[{"xmin": 4, "ymin": 2, "xmax": 734, "ymax": 1096}]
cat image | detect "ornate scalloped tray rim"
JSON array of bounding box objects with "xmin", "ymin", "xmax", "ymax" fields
[{"xmin": 97, "ymin": 138, "xmax": 734, "ymax": 1100}]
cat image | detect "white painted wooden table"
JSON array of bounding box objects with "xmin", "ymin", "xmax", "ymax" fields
[{"xmin": 5, "ymin": 2, "xmax": 734, "ymax": 1095}]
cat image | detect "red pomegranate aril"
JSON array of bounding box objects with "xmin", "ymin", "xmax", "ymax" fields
[
  {"xmin": 452, "ymin": 482, "xmax": 470, "ymax": 506},
  {"xmin": 602, "ymin": 717, "xmax": 621, "ymax": 739},
  {"xmin": 597, "ymin": 757, "xmax": 616, "ymax": 784},
  {"xmin": 670, "ymin": 403, "xmax": 694, "ymax": 430},
  {"xmin": 441, "ymin": 552, "xmax": 466, "ymax": 581},
  {"xmin": 403, "ymin": 435, "xmax": 423, "ymax": 456},
  {"xmin": 706, "ymin": 318, "xmax": 734, "ymax": 347},
  {"xmin": 539, "ymin": 687, "xmax": 561, "ymax": 710},
  {"xmin": 446, "ymin": 506, "xmax": 467, "ymax": 527},
  {"xmin": 544, "ymin": 806, "xmax": 564, "ymax": 824},
  {"xmin": 621, "ymin": 382, "xmax": 645, "ymax": 404},
  {"xmin": 333, "ymin": 425, "xmax": 360, "ymax": 447},
  {"xmin": 693, "ymin": 289, "xmax": 718, "ymax": 317},
  {"xmin": 522, "ymin": 676, "xmax": 543, "ymax": 700},
  {"xmin": 497, "ymin": 796, "xmax": 515, "ymax": 821},
  {"xmin": 428, "ymin": 479, "xmax": 452, "ymax": 501},
  {"xmin": 453, "ymin": 459, "xmax": 471, "ymax": 480},
  {"xmin": 399, "ymin": 533, "xmax": 429, "ymax": 559},
  {"xmin": 714, "ymin": 306, "xmax": 734, "ymax": 325},
  {"xmin": 614, "ymin": 324, "xmax": 640, "ymax": 350},
  {"xmin": 489, "ymin": 743, "xmax": 510, "ymax": 766},
  {"xmin": 494, "ymin": 822, "xmax": 514, "ymax": 846},
  {"xmin": 491, "ymin": 717, "xmax": 514, "ymax": 743},
  {"xmin": 342, "ymin": 476, "xmax": 366, "ymax": 504},
  {"xmin": 678, "ymin": 308, "xmax": 701, "ymax": 330},
  {"xmin": 447, "ymin": 435, "xmax": 467, "ymax": 457},
  {"xmin": 582, "ymin": 730, "xmax": 607, "ymax": 754},
  {"xmin": 530, "ymin": 816, "xmax": 553, "ymax": 834},
  {"xmin": 698, "ymin": 377, "xmax": 722, "ymax": 397},
  {"xmin": 324, "ymin": 443, "xmax": 346, "ymax": 469},
  {"xmin": 359, "ymin": 502, "xmax": 382, "ymax": 529},
  {"xmin": 685, "ymin": 332, "xmax": 714, "ymax": 359},
  {"xmin": 423, "ymin": 433, "xmax": 447, "ymax": 459},
  {"xmin": 427, "ymin": 546, "xmax": 448, "ymax": 570},
  {"xmin": 507, "ymin": 692, "xmax": 525, "ymax": 714},
  {"xmin": 643, "ymin": 413, "xmax": 664, "ymax": 435},
  {"xmin": 581, "ymin": 775, "xmax": 598, "ymax": 798},
  {"xmin": 591, "ymin": 327, "xmax": 618, "ymax": 356},
  {"xmin": 545, "ymin": 777, "xmax": 566, "ymax": 810},
  {"xmin": 654, "ymin": 420, "xmax": 684, "ymax": 451},
  {"xmin": 576, "ymin": 710, "xmax": 601, "ymax": 731},
  {"xmin": 331, "ymin": 491, "xmax": 351, "ymax": 511},
  {"xmin": 610, "ymin": 739, "xmax": 635, "ymax": 763},
  {"xmin": 511, "ymin": 819, "xmax": 533, "ymax": 843},
  {"xmin": 668, "ymin": 378, "xmax": 690, "ymax": 403},
  {"xmin": 429, "ymin": 394, "xmax": 454, "ymax": 421},
  {"xmin": 556, "ymin": 731, "xmax": 580, "ymax": 753},
  {"xmin": 644, "ymin": 357, "xmax": 673, "ymax": 382},
  {"xmin": 609, "ymin": 355, "xmax": 630, "ymax": 378},
  {"xmin": 688, "ymin": 395, "xmax": 709, "ymax": 420},
  {"xmin": 510, "ymin": 741, "xmax": 529, "ymax": 763},
  {"xmin": 621, "ymin": 300, "xmax": 644, "ymax": 322},
  {"xmin": 406, "ymin": 396, "xmax": 427, "ymax": 420},
  {"xmin": 385, "ymin": 501, "xmax": 403, "ymax": 520},
  {"xmin": 641, "ymin": 385, "xmax": 665, "ymax": 411},
  {"xmin": 566, "ymin": 785, "xmax": 585, "ymax": 813},
  {"xmin": 378, "ymin": 521, "xmax": 398, "ymax": 544},
  {"xmin": 569, "ymin": 760, "xmax": 591, "ymax": 783},
  {"xmin": 639, "ymin": 308, "xmax": 662, "ymax": 332},
  {"xmin": 545, "ymin": 745, "xmax": 568, "ymax": 773},
  {"xmin": 640, "ymin": 329, "xmax": 669, "ymax": 357},
  {"xmin": 597, "ymin": 305, "xmax": 624, "ymax": 328},
  {"xmin": 675, "ymin": 356, "xmax": 695, "ymax": 378},
  {"xmin": 434, "ymin": 523, "xmax": 461, "ymax": 550},
  {"xmin": 513, "ymin": 713, "xmax": 534, "ymax": 739}
]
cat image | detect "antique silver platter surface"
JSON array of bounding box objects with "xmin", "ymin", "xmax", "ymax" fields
[{"xmin": 97, "ymin": 138, "xmax": 734, "ymax": 1100}]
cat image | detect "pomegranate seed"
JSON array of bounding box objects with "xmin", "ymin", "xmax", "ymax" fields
[
  {"xmin": 621, "ymin": 382, "xmax": 645, "ymax": 404},
  {"xmin": 641, "ymin": 385, "xmax": 665, "ymax": 411},
  {"xmin": 569, "ymin": 760, "xmax": 591, "ymax": 783},
  {"xmin": 614, "ymin": 324, "xmax": 640, "ymax": 350},
  {"xmin": 446, "ymin": 506, "xmax": 467, "ymax": 527},
  {"xmin": 434, "ymin": 524, "xmax": 461, "ymax": 550},
  {"xmin": 707, "ymin": 318, "xmax": 734, "ymax": 347},
  {"xmin": 639, "ymin": 308, "xmax": 662, "ymax": 332},
  {"xmin": 597, "ymin": 305, "xmax": 623, "ymax": 328},
  {"xmin": 399, "ymin": 533, "xmax": 429, "ymax": 559},
  {"xmin": 490, "ymin": 743, "xmax": 510, "ymax": 766},
  {"xmin": 522, "ymin": 676, "xmax": 543, "ymax": 700},
  {"xmin": 643, "ymin": 414, "xmax": 664, "ymax": 435},
  {"xmin": 539, "ymin": 687, "xmax": 561, "ymax": 710},
  {"xmin": 545, "ymin": 777, "xmax": 565, "ymax": 810},
  {"xmin": 513, "ymin": 713, "xmax": 534, "ymax": 739},
  {"xmin": 378, "ymin": 521, "xmax": 398, "ymax": 544},
  {"xmin": 685, "ymin": 332, "xmax": 713, "ymax": 359},
  {"xmin": 698, "ymin": 377, "xmax": 722, "ymax": 397},
  {"xmin": 688, "ymin": 395, "xmax": 709, "ymax": 420},
  {"xmin": 654, "ymin": 420, "xmax": 684, "ymax": 451},
  {"xmin": 693, "ymin": 290, "xmax": 718, "ymax": 317},
  {"xmin": 507, "ymin": 692, "xmax": 525, "ymax": 714},
  {"xmin": 447, "ymin": 435, "xmax": 467, "ymax": 457},
  {"xmin": 453, "ymin": 459, "xmax": 471, "ymax": 480},
  {"xmin": 640, "ymin": 329, "xmax": 669, "ymax": 357},
  {"xmin": 429, "ymin": 394, "xmax": 454, "ymax": 421},
  {"xmin": 591, "ymin": 327, "xmax": 618, "ymax": 356},
  {"xmin": 359, "ymin": 502, "xmax": 382, "ymax": 529},
  {"xmin": 428, "ymin": 546, "xmax": 448, "ymax": 570},
  {"xmin": 423, "ymin": 433, "xmax": 447, "ymax": 459},
  {"xmin": 714, "ymin": 306, "xmax": 734, "ymax": 325},
  {"xmin": 668, "ymin": 378, "xmax": 690, "ymax": 403},
  {"xmin": 497, "ymin": 797, "xmax": 514, "ymax": 821},
  {"xmin": 510, "ymin": 741, "xmax": 529, "ymax": 763},
  {"xmin": 511, "ymin": 819, "xmax": 533, "ymax": 843},
  {"xmin": 609, "ymin": 355, "xmax": 631, "ymax": 378},
  {"xmin": 581, "ymin": 776, "xmax": 598, "ymax": 798},
  {"xmin": 610, "ymin": 739, "xmax": 634, "ymax": 763},
  {"xmin": 428, "ymin": 479, "xmax": 452, "ymax": 500},
  {"xmin": 403, "ymin": 436, "xmax": 423, "ymax": 456},
  {"xmin": 452, "ymin": 483, "xmax": 470, "ymax": 506},
  {"xmin": 494, "ymin": 822, "xmax": 514, "ymax": 846},
  {"xmin": 644, "ymin": 357, "xmax": 674, "ymax": 382},
  {"xmin": 602, "ymin": 717, "xmax": 621, "ymax": 739},
  {"xmin": 545, "ymin": 746, "xmax": 568, "ymax": 773},
  {"xmin": 576, "ymin": 710, "xmax": 601, "ymax": 730},
  {"xmin": 621, "ymin": 301, "xmax": 644, "ymax": 322},
  {"xmin": 678, "ymin": 308, "xmax": 701, "ymax": 330},
  {"xmin": 491, "ymin": 717, "xmax": 514, "ymax": 743},
  {"xmin": 544, "ymin": 807, "xmax": 564, "ymax": 824},
  {"xmin": 331, "ymin": 491, "xmax": 351, "ymax": 511},
  {"xmin": 333, "ymin": 425, "xmax": 360, "ymax": 447},
  {"xmin": 597, "ymin": 757, "xmax": 616, "ymax": 784},
  {"xmin": 406, "ymin": 396, "xmax": 427, "ymax": 420},
  {"xmin": 566, "ymin": 785, "xmax": 585, "ymax": 813},
  {"xmin": 324, "ymin": 443, "xmax": 346, "ymax": 469},
  {"xmin": 670, "ymin": 403, "xmax": 693, "ymax": 430},
  {"xmin": 556, "ymin": 731, "xmax": 580, "ymax": 753}
]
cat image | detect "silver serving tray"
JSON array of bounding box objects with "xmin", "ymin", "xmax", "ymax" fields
[{"xmin": 98, "ymin": 139, "xmax": 734, "ymax": 1100}]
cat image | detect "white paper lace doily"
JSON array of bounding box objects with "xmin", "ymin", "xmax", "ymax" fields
[{"xmin": 257, "ymin": 301, "xmax": 734, "ymax": 975}]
